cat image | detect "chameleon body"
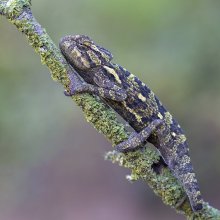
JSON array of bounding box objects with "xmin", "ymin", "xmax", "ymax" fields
[{"xmin": 59, "ymin": 35, "xmax": 203, "ymax": 211}]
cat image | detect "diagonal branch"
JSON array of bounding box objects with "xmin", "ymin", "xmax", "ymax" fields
[{"xmin": 0, "ymin": 0, "xmax": 219, "ymax": 219}]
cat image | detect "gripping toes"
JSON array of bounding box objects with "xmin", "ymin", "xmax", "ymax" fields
[
  {"xmin": 64, "ymin": 83, "xmax": 89, "ymax": 96},
  {"xmin": 115, "ymin": 119, "xmax": 163, "ymax": 152}
]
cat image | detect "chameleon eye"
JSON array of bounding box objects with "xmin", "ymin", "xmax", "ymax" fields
[{"xmin": 78, "ymin": 42, "xmax": 88, "ymax": 50}]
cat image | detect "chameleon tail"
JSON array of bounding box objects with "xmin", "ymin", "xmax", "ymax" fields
[
  {"xmin": 157, "ymin": 133, "xmax": 204, "ymax": 211},
  {"xmin": 172, "ymin": 149, "xmax": 203, "ymax": 211}
]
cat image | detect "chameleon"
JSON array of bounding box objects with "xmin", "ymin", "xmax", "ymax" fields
[{"xmin": 59, "ymin": 34, "xmax": 203, "ymax": 212}]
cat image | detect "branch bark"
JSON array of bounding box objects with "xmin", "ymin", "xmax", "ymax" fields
[{"xmin": 1, "ymin": 0, "xmax": 219, "ymax": 219}]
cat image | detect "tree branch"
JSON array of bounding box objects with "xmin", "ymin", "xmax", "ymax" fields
[{"xmin": 1, "ymin": 0, "xmax": 219, "ymax": 219}]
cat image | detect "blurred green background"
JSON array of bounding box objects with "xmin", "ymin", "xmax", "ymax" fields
[{"xmin": 1, "ymin": 0, "xmax": 220, "ymax": 219}]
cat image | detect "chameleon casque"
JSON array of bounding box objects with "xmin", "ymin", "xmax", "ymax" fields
[{"xmin": 59, "ymin": 35, "xmax": 203, "ymax": 211}]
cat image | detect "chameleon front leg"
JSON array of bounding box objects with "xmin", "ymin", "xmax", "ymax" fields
[
  {"xmin": 65, "ymin": 73, "xmax": 127, "ymax": 101},
  {"xmin": 115, "ymin": 119, "xmax": 163, "ymax": 152}
]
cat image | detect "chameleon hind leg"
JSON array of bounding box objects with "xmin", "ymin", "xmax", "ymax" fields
[
  {"xmin": 64, "ymin": 73, "xmax": 127, "ymax": 101},
  {"xmin": 116, "ymin": 120, "xmax": 203, "ymax": 211},
  {"xmin": 115, "ymin": 119, "xmax": 163, "ymax": 152}
]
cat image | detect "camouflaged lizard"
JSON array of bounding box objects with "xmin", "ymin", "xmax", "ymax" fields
[{"xmin": 59, "ymin": 35, "xmax": 203, "ymax": 212}]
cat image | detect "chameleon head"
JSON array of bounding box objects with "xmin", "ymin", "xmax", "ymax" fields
[{"xmin": 59, "ymin": 35, "xmax": 113, "ymax": 70}]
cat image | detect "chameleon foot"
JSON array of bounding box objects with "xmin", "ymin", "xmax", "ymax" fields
[{"xmin": 115, "ymin": 119, "xmax": 163, "ymax": 152}]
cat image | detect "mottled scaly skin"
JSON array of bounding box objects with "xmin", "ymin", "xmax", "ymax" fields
[{"xmin": 59, "ymin": 35, "xmax": 203, "ymax": 211}]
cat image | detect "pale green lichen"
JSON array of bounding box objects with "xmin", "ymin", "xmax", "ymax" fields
[
  {"xmin": 2, "ymin": 0, "xmax": 31, "ymax": 18},
  {"xmin": 105, "ymin": 147, "xmax": 185, "ymax": 209},
  {"xmin": 5, "ymin": 5, "xmax": 69, "ymax": 85},
  {"xmin": 73, "ymin": 94, "xmax": 128, "ymax": 145}
]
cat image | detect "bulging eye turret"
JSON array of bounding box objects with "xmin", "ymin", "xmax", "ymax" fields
[{"xmin": 59, "ymin": 34, "xmax": 114, "ymax": 70}]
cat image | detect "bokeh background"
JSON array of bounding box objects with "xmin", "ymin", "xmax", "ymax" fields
[{"xmin": 1, "ymin": 0, "xmax": 220, "ymax": 219}]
